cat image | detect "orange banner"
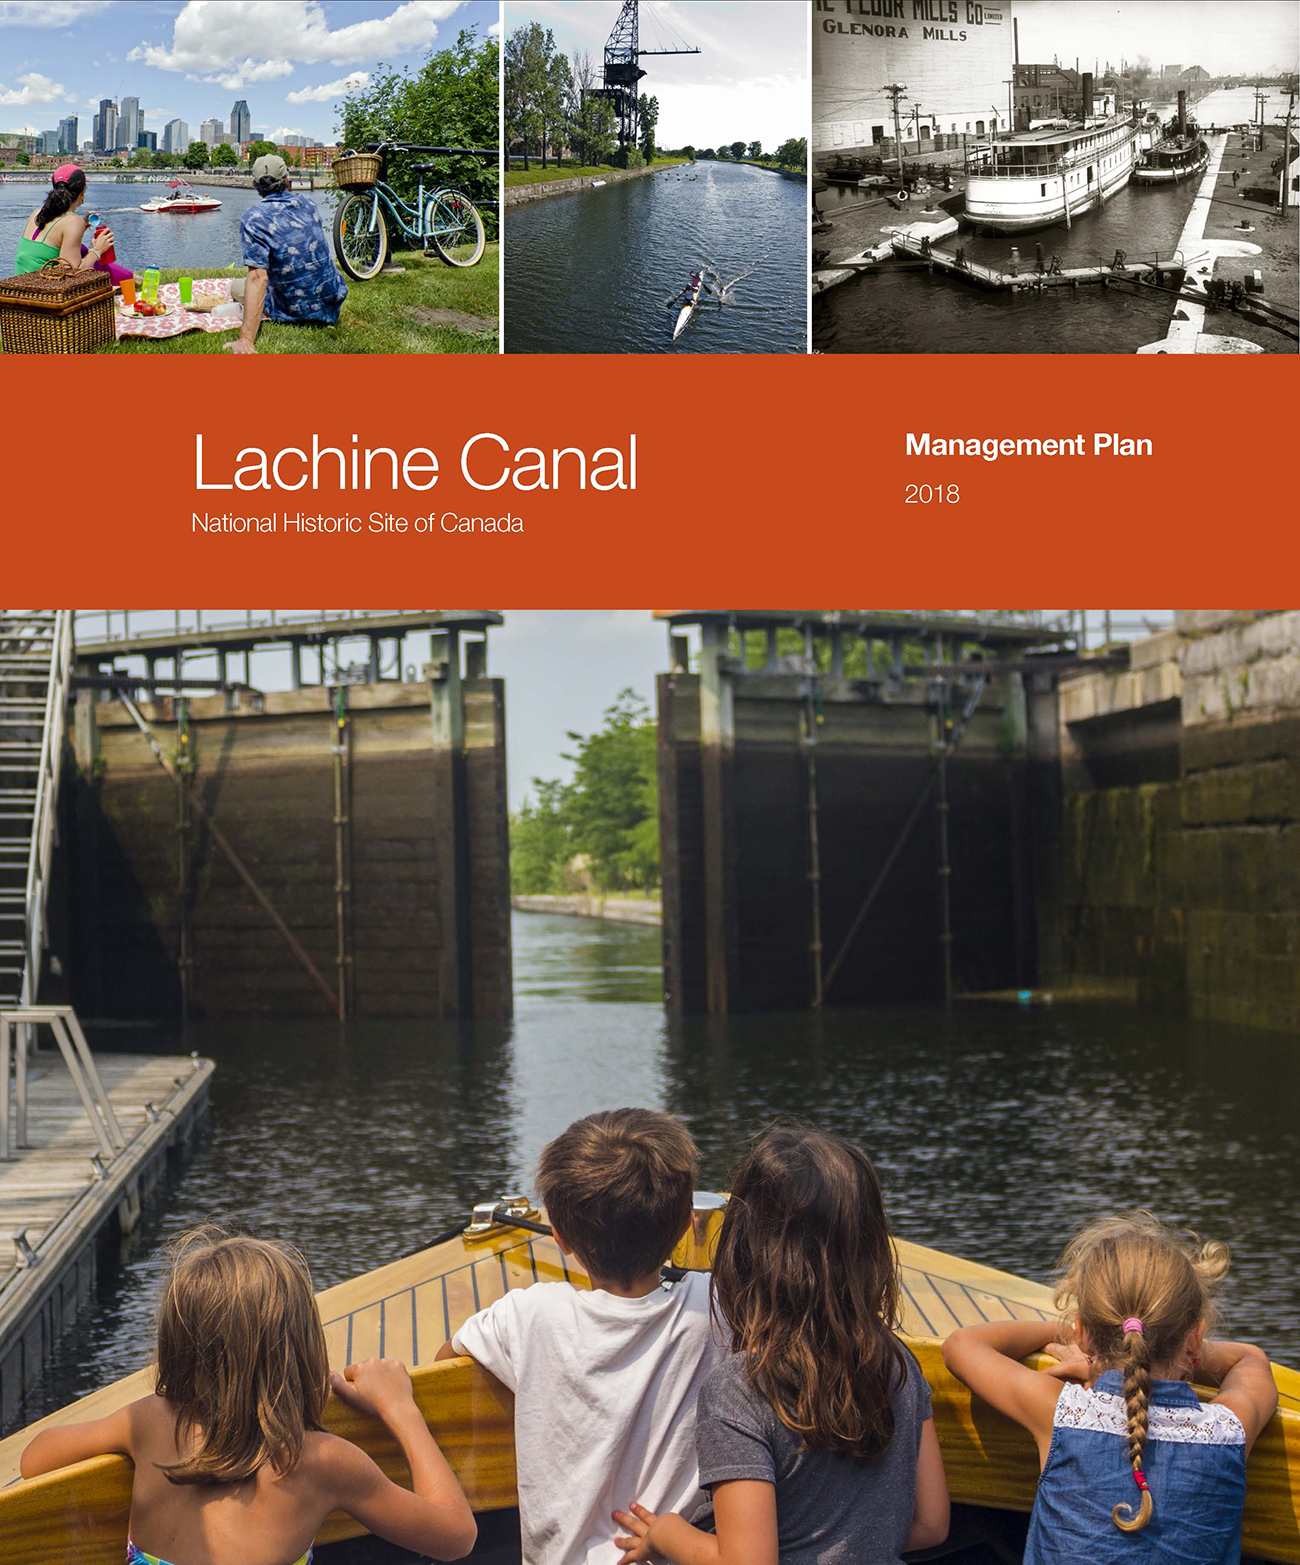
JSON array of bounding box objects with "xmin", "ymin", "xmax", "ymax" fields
[{"xmin": 3, "ymin": 353, "xmax": 1294, "ymax": 604}]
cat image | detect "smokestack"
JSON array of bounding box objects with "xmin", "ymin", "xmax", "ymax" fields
[
  {"xmin": 1082, "ymin": 71, "xmax": 1094, "ymax": 119},
  {"xmin": 1178, "ymin": 89, "xmax": 1187, "ymax": 135},
  {"xmin": 1014, "ymin": 17, "xmax": 1019, "ymax": 65}
]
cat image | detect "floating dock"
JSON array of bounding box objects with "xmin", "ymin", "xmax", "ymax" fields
[{"xmin": 0, "ymin": 1043, "xmax": 212, "ymax": 1428}]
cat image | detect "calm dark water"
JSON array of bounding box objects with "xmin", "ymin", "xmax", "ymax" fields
[
  {"xmin": 0, "ymin": 178, "xmax": 333, "ymax": 274},
  {"xmin": 13, "ymin": 909, "xmax": 1300, "ymax": 1440},
  {"xmin": 504, "ymin": 160, "xmax": 806, "ymax": 353}
]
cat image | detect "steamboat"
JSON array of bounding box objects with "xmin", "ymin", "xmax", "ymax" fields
[
  {"xmin": 1135, "ymin": 91, "xmax": 1211, "ymax": 185},
  {"xmin": 965, "ymin": 112, "xmax": 1143, "ymax": 233}
]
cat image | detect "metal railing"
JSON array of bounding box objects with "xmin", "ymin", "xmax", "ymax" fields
[
  {"xmin": 0, "ymin": 1005, "xmax": 125, "ymax": 1162},
  {"xmin": 74, "ymin": 609, "xmax": 430, "ymax": 645},
  {"xmin": 22, "ymin": 610, "xmax": 71, "ymax": 1007}
]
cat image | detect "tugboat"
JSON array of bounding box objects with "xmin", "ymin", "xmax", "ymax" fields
[
  {"xmin": 965, "ymin": 75, "xmax": 1142, "ymax": 234},
  {"xmin": 1135, "ymin": 90, "xmax": 1211, "ymax": 185}
]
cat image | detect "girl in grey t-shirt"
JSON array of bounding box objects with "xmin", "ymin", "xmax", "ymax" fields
[{"xmin": 614, "ymin": 1125, "xmax": 949, "ymax": 1565}]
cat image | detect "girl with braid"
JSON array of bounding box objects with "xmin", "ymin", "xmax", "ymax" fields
[{"xmin": 943, "ymin": 1212, "xmax": 1277, "ymax": 1563}]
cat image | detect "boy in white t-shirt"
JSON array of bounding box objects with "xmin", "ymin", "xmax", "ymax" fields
[{"xmin": 436, "ymin": 1108, "xmax": 725, "ymax": 1565}]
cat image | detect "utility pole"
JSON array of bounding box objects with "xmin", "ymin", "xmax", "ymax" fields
[
  {"xmin": 1003, "ymin": 76, "xmax": 1015, "ymax": 131},
  {"xmin": 883, "ymin": 83, "xmax": 908, "ymax": 184},
  {"xmin": 1282, "ymin": 88, "xmax": 1296, "ymax": 215}
]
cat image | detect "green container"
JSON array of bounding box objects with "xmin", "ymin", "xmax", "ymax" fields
[{"xmin": 178, "ymin": 276, "xmax": 193, "ymax": 305}]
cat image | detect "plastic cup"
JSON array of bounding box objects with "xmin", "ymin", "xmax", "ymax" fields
[
  {"xmin": 178, "ymin": 276, "xmax": 193, "ymax": 305},
  {"xmin": 144, "ymin": 267, "xmax": 161, "ymax": 303},
  {"xmin": 120, "ymin": 275, "xmax": 136, "ymax": 307}
]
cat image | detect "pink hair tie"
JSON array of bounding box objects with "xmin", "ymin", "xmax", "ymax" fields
[
  {"xmin": 1133, "ymin": 1470, "xmax": 1149, "ymax": 1491},
  {"xmin": 1122, "ymin": 1317, "xmax": 1144, "ymax": 1335}
]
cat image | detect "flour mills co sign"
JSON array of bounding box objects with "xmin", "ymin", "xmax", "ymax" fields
[{"xmin": 813, "ymin": 0, "xmax": 1015, "ymax": 155}]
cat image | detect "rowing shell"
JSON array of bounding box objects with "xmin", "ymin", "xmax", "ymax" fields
[
  {"xmin": 2, "ymin": 1221, "xmax": 1299, "ymax": 1565},
  {"xmin": 673, "ymin": 276, "xmax": 703, "ymax": 341}
]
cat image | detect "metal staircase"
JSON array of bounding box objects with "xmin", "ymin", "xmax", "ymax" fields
[{"xmin": 0, "ymin": 611, "xmax": 71, "ymax": 1008}]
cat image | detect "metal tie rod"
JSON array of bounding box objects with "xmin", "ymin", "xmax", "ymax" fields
[{"xmin": 117, "ymin": 696, "xmax": 340, "ymax": 1017}]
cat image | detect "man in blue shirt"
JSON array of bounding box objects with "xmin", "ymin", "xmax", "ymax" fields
[{"xmin": 225, "ymin": 153, "xmax": 347, "ymax": 354}]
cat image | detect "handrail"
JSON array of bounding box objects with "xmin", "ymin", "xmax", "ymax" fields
[
  {"xmin": 0, "ymin": 1005, "xmax": 125, "ymax": 1163},
  {"xmin": 21, "ymin": 611, "xmax": 70, "ymax": 1008}
]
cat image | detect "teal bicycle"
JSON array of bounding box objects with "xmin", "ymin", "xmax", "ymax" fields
[{"xmin": 332, "ymin": 140, "xmax": 497, "ymax": 281}]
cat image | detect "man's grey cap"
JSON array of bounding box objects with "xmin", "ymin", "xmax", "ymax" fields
[{"xmin": 252, "ymin": 153, "xmax": 289, "ymax": 181}]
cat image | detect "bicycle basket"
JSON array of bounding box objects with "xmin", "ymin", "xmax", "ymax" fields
[{"xmin": 333, "ymin": 150, "xmax": 381, "ymax": 190}]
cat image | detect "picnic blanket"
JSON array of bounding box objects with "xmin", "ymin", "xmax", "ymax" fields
[{"xmin": 114, "ymin": 279, "xmax": 242, "ymax": 340}]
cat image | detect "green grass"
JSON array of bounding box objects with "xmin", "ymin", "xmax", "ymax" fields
[
  {"xmin": 505, "ymin": 157, "xmax": 685, "ymax": 187},
  {"xmin": 87, "ymin": 247, "xmax": 498, "ymax": 355}
]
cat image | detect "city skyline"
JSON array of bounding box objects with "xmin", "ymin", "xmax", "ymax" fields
[{"xmin": 0, "ymin": 0, "xmax": 499, "ymax": 141}]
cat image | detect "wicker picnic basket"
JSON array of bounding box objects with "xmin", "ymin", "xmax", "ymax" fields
[
  {"xmin": 332, "ymin": 149, "xmax": 381, "ymax": 191},
  {"xmin": 0, "ymin": 260, "xmax": 115, "ymax": 354}
]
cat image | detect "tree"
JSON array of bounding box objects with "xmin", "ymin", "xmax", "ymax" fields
[
  {"xmin": 109, "ymin": 156, "xmax": 123, "ymax": 168},
  {"xmin": 210, "ymin": 141, "xmax": 237, "ymax": 167},
  {"xmin": 246, "ymin": 138, "xmax": 278, "ymax": 164},
  {"xmin": 505, "ymin": 21, "xmax": 549, "ymax": 169},
  {"xmin": 339, "ymin": 27, "xmax": 499, "ymax": 234},
  {"xmin": 130, "ymin": 147, "xmax": 151, "ymax": 167},
  {"xmin": 713, "ymin": 145, "xmax": 728, "ymax": 158},
  {"xmin": 682, "ymin": 144, "xmax": 696, "ymax": 162},
  {"xmin": 15, "ymin": 151, "xmax": 28, "ymax": 165},
  {"xmin": 150, "ymin": 150, "xmax": 178, "ymax": 168},
  {"xmin": 510, "ymin": 780, "xmax": 571, "ymax": 894},
  {"xmin": 638, "ymin": 93, "xmax": 659, "ymax": 163},
  {"xmin": 561, "ymin": 690, "xmax": 659, "ymax": 890},
  {"xmin": 729, "ymin": 139, "xmax": 746, "ymax": 160},
  {"xmin": 775, "ymin": 135, "xmax": 807, "ymax": 171},
  {"xmin": 567, "ymin": 51, "xmax": 617, "ymax": 168},
  {"xmin": 700, "ymin": 147, "xmax": 716, "ymax": 159},
  {"xmin": 540, "ymin": 38, "xmax": 571, "ymax": 168},
  {"xmin": 182, "ymin": 142, "xmax": 208, "ymax": 170},
  {"xmin": 747, "ymin": 139, "xmax": 763, "ymax": 161}
]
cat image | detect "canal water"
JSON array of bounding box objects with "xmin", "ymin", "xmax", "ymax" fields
[
  {"xmin": 504, "ymin": 160, "xmax": 807, "ymax": 353},
  {"xmin": 0, "ymin": 178, "xmax": 333, "ymax": 274},
  {"xmin": 13, "ymin": 907, "xmax": 1300, "ymax": 1450},
  {"xmin": 814, "ymin": 86, "xmax": 1294, "ymax": 354}
]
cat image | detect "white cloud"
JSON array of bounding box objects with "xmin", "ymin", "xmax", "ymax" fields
[
  {"xmin": 0, "ymin": 1, "xmax": 110, "ymax": 27},
  {"xmin": 129, "ymin": 1, "xmax": 464, "ymax": 75},
  {"xmin": 0, "ymin": 70, "xmax": 72, "ymax": 105},
  {"xmin": 267, "ymin": 125, "xmax": 305, "ymax": 140},
  {"xmin": 286, "ymin": 70, "xmax": 368, "ymax": 104},
  {"xmin": 488, "ymin": 19, "xmax": 500, "ymax": 35},
  {"xmin": 201, "ymin": 59, "xmax": 295, "ymax": 91}
]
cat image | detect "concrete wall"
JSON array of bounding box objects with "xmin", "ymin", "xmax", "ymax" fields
[
  {"xmin": 659, "ymin": 662, "xmax": 1035, "ymax": 1013},
  {"xmin": 64, "ymin": 678, "xmax": 511, "ymax": 1021},
  {"xmin": 1056, "ymin": 612, "xmax": 1300, "ymax": 1031},
  {"xmin": 504, "ymin": 161, "xmax": 683, "ymax": 207}
]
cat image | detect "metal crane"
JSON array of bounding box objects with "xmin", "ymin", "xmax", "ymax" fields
[{"xmin": 595, "ymin": 0, "xmax": 700, "ymax": 153}]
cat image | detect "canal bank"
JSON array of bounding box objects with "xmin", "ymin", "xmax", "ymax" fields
[
  {"xmin": 503, "ymin": 159, "xmax": 686, "ymax": 207},
  {"xmin": 512, "ymin": 893, "xmax": 661, "ymax": 925}
]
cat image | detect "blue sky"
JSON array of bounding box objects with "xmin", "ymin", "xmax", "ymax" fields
[{"xmin": 0, "ymin": 0, "xmax": 499, "ymax": 142}]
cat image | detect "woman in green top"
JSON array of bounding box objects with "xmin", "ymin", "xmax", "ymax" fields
[{"xmin": 15, "ymin": 164, "xmax": 129, "ymax": 283}]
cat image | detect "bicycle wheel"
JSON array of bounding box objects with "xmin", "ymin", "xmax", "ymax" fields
[
  {"xmin": 427, "ymin": 190, "xmax": 485, "ymax": 267},
  {"xmin": 333, "ymin": 193, "xmax": 389, "ymax": 281}
]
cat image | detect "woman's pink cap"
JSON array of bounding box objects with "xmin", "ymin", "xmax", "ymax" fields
[
  {"xmin": 1122, "ymin": 1317, "xmax": 1144, "ymax": 1335},
  {"xmin": 52, "ymin": 163, "xmax": 80, "ymax": 184}
]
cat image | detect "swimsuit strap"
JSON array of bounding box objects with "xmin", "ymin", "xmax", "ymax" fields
[{"xmin": 127, "ymin": 1542, "xmax": 312, "ymax": 1565}]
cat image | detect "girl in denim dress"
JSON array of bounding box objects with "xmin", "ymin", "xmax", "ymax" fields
[{"xmin": 944, "ymin": 1212, "xmax": 1278, "ymax": 1565}]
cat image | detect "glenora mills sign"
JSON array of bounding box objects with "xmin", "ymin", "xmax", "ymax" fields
[
  {"xmin": 815, "ymin": 0, "xmax": 1007, "ymax": 45},
  {"xmin": 813, "ymin": 0, "xmax": 1014, "ymax": 155}
]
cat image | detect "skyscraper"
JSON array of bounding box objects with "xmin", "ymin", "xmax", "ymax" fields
[
  {"xmin": 58, "ymin": 115, "xmax": 78, "ymax": 154},
  {"xmin": 96, "ymin": 97, "xmax": 117, "ymax": 154},
  {"xmin": 118, "ymin": 96, "xmax": 140, "ymax": 150},
  {"xmin": 163, "ymin": 118, "xmax": 190, "ymax": 154},
  {"xmin": 137, "ymin": 130, "xmax": 157, "ymax": 151},
  {"xmin": 92, "ymin": 112, "xmax": 100, "ymax": 150},
  {"xmin": 199, "ymin": 118, "xmax": 222, "ymax": 147},
  {"xmin": 230, "ymin": 99, "xmax": 250, "ymax": 143},
  {"xmin": 40, "ymin": 129, "xmax": 59, "ymax": 154}
]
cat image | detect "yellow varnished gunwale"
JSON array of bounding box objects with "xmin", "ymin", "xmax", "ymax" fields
[{"xmin": 1, "ymin": 1225, "xmax": 1298, "ymax": 1564}]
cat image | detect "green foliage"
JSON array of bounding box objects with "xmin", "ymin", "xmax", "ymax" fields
[
  {"xmin": 15, "ymin": 152, "xmax": 29, "ymax": 165},
  {"xmin": 775, "ymin": 135, "xmax": 807, "ymax": 170},
  {"xmin": 181, "ymin": 142, "xmax": 208, "ymax": 170},
  {"xmin": 510, "ymin": 779, "xmax": 571, "ymax": 894},
  {"xmin": 683, "ymin": 145, "xmax": 696, "ymax": 161},
  {"xmin": 747, "ymin": 139, "xmax": 762, "ymax": 160},
  {"xmin": 568, "ymin": 85, "xmax": 616, "ymax": 168},
  {"xmin": 129, "ymin": 148, "xmax": 151, "ymax": 167},
  {"xmin": 508, "ymin": 690, "xmax": 660, "ymax": 894},
  {"xmin": 504, "ymin": 22, "xmax": 549, "ymax": 168},
  {"xmin": 210, "ymin": 142, "xmax": 237, "ymax": 167},
  {"xmin": 150, "ymin": 150, "xmax": 179, "ymax": 168},
  {"xmin": 729, "ymin": 139, "xmax": 746, "ymax": 160},
  {"xmin": 638, "ymin": 93, "xmax": 659, "ymax": 163},
  {"xmin": 246, "ymin": 138, "xmax": 278, "ymax": 164},
  {"xmin": 339, "ymin": 27, "xmax": 499, "ymax": 236},
  {"xmin": 621, "ymin": 146, "xmax": 645, "ymax": 170}
]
